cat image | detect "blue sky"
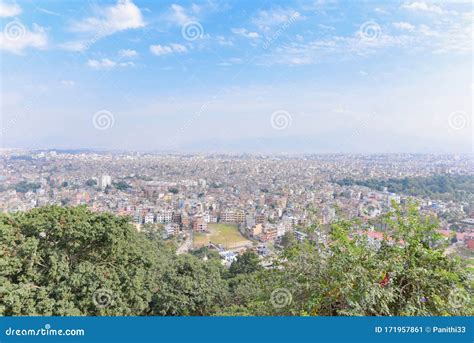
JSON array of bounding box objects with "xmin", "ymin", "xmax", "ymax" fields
[{"xmin": 0, "ymin": 0, "xmax": 472, "ymax": 153}]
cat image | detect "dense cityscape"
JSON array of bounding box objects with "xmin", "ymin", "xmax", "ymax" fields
[{"xmin": 1, "ymin": 150, "xmax": 473, "ymax": 263}]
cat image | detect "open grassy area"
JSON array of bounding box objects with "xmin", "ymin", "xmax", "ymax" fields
[{"xmin": 192, "ymin": 223, "xmax": 252, "ymax": 249}]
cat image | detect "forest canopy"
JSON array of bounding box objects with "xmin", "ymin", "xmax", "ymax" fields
[{"xmin": 336, "ymin": 174, "xmax": 474, "ymax": 203}]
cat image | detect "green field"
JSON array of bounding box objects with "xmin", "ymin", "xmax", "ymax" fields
[{"xmin": 193, "ymin": 223, "xmax": 252, "ymax": 249}]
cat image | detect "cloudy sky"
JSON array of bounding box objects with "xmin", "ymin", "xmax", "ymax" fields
[{"xmin": 0, "ymin": 0, "xmax": 472, "ymax": 153}]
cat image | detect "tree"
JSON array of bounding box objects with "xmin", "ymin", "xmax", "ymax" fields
[
  {"xmin": 190, "ymin": 246, "xmax": 220, "ymax": 260},
  {"xmin": 13, "ymin": 181, "xmax": 41, "ymax": 193},
  {"xmin": 219, "ymin": 273, "xmax": 269, "ymax": 316},
  {"xmin": 336, "ymin": 174, "xmax": 474, "ymax": 203},
  {"xmin": 229, "ymin": 251, "xmax": 262, "ymax": 276},
  {"xmin": 113, "ymin": 181, "xmax": 131, "ymax": 191},
  {"xmin": 219, "ymin": 203, "xmax": 472, "ymax": 316},
  {"xmin": 141, "ymin": 223, "xmax": 165, "ymax": 242},
  {"xmin": 168, "ymin": 187, "xmax": 179, "ymax": 194},
  {"xmin": 281, "ymin": 231, "xmax": 297, "ymax": 248},
  {"xmin": 85, "ymin": 179, "xmax": 97, "ymax": 187},
  {"xmin": 0, "ymin": 206, "xmax": 157, "ymax": 316},
  {"xmin": 150, "ymin": 255, "xmax": 227, "ymax": 315},
  {"xmin": 273, "ymin": 203, "xmax": 473, "ymax": 316}
]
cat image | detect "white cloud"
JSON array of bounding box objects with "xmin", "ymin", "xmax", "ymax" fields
[
  {"xmin": 120, "ymin": 61, "xmax": 135, "ymax": 67},
  {"xmin": 119, "ymin": 48, "xmax": 138, "ymax": 57},
  {"xmin": 37, "ymin": 7, "xmax": 60, "ymax": 16},
  {"xmin": 59, "ymin": 40, "xmax": 89, "ymax": 52},
  {"xmin": 63, "ymin": 0, "xmax": 144, "ymax": 51},
  {"xmin": 168, "ymin": 4, "xmax": 193, "ymax": 25},
  {"xmin": 374, "ymin": 7, "xmax": 389, "ymax": 15},
  {"xmin": 252, "ymin": 7, "xmax": 302, "ymax": 31},
  {"xmin": 61, "ymin": 80, "xmax": 76, "ymax": 87},
  {"xmin": 231, "ymin": 28, "xmax": 260, "ymax": 39},
  {"xmin": 70, "ymin": 0, "xmax": 144, "ymax": 37},
  {"xmin": 0, "ymin": 22, "xmax": 48, "ymax": 54},
  {"xmin": 87, "ymin": 58, "xmax": 134, "ymax": 69},
  {"xmin": 254, "ymin": 2, "xmax": 471, "ymax": 66},
  {"xmin": 418, "ymin": 24, "xmax": 436, "ymax": 36},
  {"xmin": 218, "ymin": 57, "xmax": 243, "ymax": 66},
  {"xmin": 87, "ymin": 58, "xmax": 115, "ymax": 69},
  {"xmin": 318, "ymin": 24, "xmax": 335, "ymax": 31},
  {"xmin": 265, "ymin": 14, "xmax": 472, "ymax": 67},
  {"xmin": 0, "ymin": 1, "xmax": 21, "ymax": 17},
  {"xmin": 215, "ymin": 35, "xmax": 234, "ymax": 46},
  {"xmin": 165, "ymin": 2, "xmax": 222, "ymax": 29},
  {"xmin": 401, "ymin": 2, "xmax": 443, "ymax": 14},
  {"xmin": 393, "ymin": 22, "xmax": 415, "ymax": 30},
  {"xmin": 150, "ymin": 43, "xmax": 187, "ymax": 56}
]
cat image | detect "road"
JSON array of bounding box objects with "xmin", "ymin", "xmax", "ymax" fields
[{"xmin": 176, "ymin": 230, "xmax": 193, "ymax": 254}]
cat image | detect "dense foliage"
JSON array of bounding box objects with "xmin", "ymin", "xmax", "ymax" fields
[
  {"xmin": 85, "ymin": 179, "xmax": 97, "ymax": 187},
  {"xmin": 1, "ymin": 206, "xmax": 157, "ymax": 315},
  {"xmin": 229, "ymin": 251, "xmax": 262, "ymax": 276},
  {"xmin": 113, "ymin": 181, "xmax": 131, "ymax": 191},
  {"xmin": 336, "ymin": 174, "xmax": 474, "ymax": 203},
  {"xmin": 1, "ymin": 205, "xmax": 472, "ymax": 316},
  {"xmin": 13, "ymin": 181, "xmax": 42, "ymax": 194}
]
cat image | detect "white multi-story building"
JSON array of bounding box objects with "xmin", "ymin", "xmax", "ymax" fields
[
  {"xmin": 100, "ymin": 175, "xmax": 112, "ymax": 190},
  {"xmin": 144, "ymin": 213, "xmax": 154, "ymax": 224},
  {"xmin": 156, "ymin": 210, "xmax": 173, "ymax": 224},
  {"xmin": 276, "ymin": 223, "xmax": 287, "ymax": 237}
]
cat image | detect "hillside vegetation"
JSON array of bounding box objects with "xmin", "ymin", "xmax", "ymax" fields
[
  {"xmin": 1, "ymin": 205, "xmax": 472, "ymax": 316},
  {"xmin": 337, "ymin": 174, "xmax": 474, "ymax": 206}
]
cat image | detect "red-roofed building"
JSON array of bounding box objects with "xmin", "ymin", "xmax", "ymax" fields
[{"xmin": 465, "ymin": 233, "xmax": 474, "ymax": 249}]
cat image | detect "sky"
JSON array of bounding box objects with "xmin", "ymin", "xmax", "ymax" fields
[{"xmin": 0, "ymin": 0, "xmax": 472, "ymax": 153}]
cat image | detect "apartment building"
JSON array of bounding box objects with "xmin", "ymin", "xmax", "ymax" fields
[
  {"xmin": 220, "ymin": 209, "xmax": 245, "ymax": 223},
  {"xmin": 193, "ymin": 215, "xmax": 208, "ymax": 232}
]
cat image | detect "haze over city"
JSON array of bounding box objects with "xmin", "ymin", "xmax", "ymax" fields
[{"xmin": 1, "ymin": 0, "xmax": 472, "ymax": 153}]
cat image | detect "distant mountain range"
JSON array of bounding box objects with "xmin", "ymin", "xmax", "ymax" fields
[{"xmin": 3, "ymin": 129, "xmax": 471, "ymax": 154}]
